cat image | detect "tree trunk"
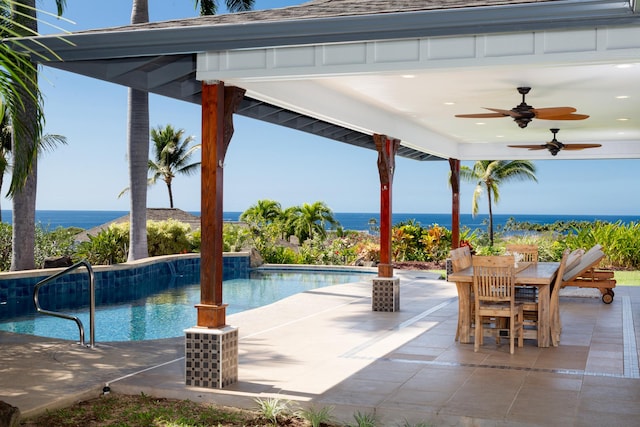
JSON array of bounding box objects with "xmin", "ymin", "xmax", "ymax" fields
[
  {"xmin": 487, "ymin": 185, "xmax": 494, "ymax": 247},
  {"xmin": 10, "ymin": 1, "xmax": 38, "ymax": 271},
  {"xmin": 167, "ymin": 182, "xmax": 174, "ymax": 208},
  {"xmin": 11, "ymin": 162, "xmax": 37, "ymax": 270},
  {"xmin": 127, "ymin": 0, "xmax": 149, "ymax": 261}
]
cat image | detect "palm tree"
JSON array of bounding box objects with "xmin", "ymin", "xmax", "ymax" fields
[
  {"xmin": 195, "ymin": 0, "xmax": 254, "ymax": 15},
  {"xmin": 460, "ymin": 160, "xmax": 537, "ymax": 246},
  {"xmin": 148, "ymin": 124, "xmax": 200, "ymax": 208},
  {"xmin": 125, "ymin": 0, "xmax": 254, "ymax": 261},
  {"xmin": 240, "ymin": 199, "xmax": 282, "ymax": 226},
  {"xmin": 0, "ymin": 102, "xmax": 66, "ymax": 222},
  {"xmin": 290, "ymin": 201, "xmax": 339, "ymax": 242},
  {"xmin": 6, "ymin": 0, "xmax": 66, "ymax": 270}
]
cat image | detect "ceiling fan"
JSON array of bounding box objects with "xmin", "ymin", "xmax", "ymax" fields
[
  {"xmin": 508, "ymin": 128, "xmax": 602, "ymax": 156},
  {"xmin": 455, "ymin": 87, "xmax": 589, "ymax": 128}
]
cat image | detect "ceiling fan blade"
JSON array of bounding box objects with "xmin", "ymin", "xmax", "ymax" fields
[
  {"xmin": 507, "ymin": 144, "xmax": 547, "ymax": 150},
  {"xmin": 454, "ymin": 112, "xmax": 506, "ymax": 118},
  {"xmin": 536, "ymin": 113, "xmax": 590, "ymax": 121},
  {"xmin": 531, "ymin": 107, "xmax": 576, "ymax": 118},
  {"xmin": 484, "ymin": 107, "xmax": 521, "ymax": 117},
  {"xmin": 561, "ymin": 144, "xmax": 602, "ymax": 150}
]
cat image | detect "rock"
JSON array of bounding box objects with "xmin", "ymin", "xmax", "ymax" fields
[
  {"xmin": 249, "ymin": 248, "xmax": 263, "ymax": 268},
  {"xmin": 43, "ymin": 256, "xmax": 73, "ymax": 268},
  {"xmin": 0, "ymin": 401, "xmax": 20, "ymax": 427}
]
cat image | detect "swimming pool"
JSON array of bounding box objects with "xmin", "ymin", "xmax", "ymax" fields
[{"xmin": 0, "ymin": 269, "xmax": 374, "ymax": 342}]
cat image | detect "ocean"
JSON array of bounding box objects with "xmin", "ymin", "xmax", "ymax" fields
[{"xmin": 0, "ymin": 210, "xmax": 637, "ymax": 232}]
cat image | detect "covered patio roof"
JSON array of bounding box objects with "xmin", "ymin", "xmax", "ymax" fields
[{"xmin": 7, "ymin": 0, "xmax": 640, "ymax": 161}]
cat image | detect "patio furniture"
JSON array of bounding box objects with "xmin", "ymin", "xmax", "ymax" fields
[
  {"xmin": 506, "ymin": 244, "xmax": 539, "ymax": 262},
  {"xmin": 448, "ymin": 261, "xmax": 559, "ymax": 347},
  {"xmin": 507, "ymin": 244, "xmax": 540, "ymax": 332},
  {"xmin": 560, "ymin": 244, "xmax": 616, "ymax": 304},
  {"xmin": 450, "ymin": 246, "xmax": 472, "ymax": 342},
  {"xmin": 550, "ymin": 248, "xmax": 571, "ymax": 346},
  {"xmin": 472, "ymin": 255, "xmax": 524, "ymax": 354}
]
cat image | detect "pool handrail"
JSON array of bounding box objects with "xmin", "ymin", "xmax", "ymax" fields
[{"xmin": 33, "ymin": 260, "xmax": 96, "ymax": 348}]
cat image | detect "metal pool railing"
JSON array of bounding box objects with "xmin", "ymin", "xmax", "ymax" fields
[{"xmin": 33, "ymin": 260, "xmax": 96, "ymax": 348}]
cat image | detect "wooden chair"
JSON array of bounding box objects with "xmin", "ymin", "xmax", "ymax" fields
[
  {"xmin": 450, "ymin": 246, "xmax": 472, "ymax": 272},
  {"xmin": 550, "ymin": 248, "xmax": 571, "ymax": 346},
  {"xmin": 450, "ymin": 246, "xmax": 472, "ymax": 341},
  {"xmin": 507, "ymin": 244, "xmax": 539, "ymax": 332},
  {"xmin": 472, "ymin": 255, "xmax": 524, "ymax": 354},
  {"xmin": 505, "ymin": 244, "xmax": 539, "ymax": 262}
]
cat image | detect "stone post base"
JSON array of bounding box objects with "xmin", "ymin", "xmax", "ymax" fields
[
  {"xmin": 185, "ymin": 326, "xmax": 238, "ymax": 389},
  {"xmin": 372, "ymin": 276, "xmax": 400, "ymax": 312}
]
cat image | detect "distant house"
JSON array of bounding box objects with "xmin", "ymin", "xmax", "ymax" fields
[{"xmin": 74, "ymin": 208, "xmax": 201, "ymax": 242}]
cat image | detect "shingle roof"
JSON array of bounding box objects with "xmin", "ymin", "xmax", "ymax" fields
[
  {"xmin": 85, "ymin": 0, "xmax": 558, "ymax": 32},
  {"xmin": 74, "ymin": 208, "xmax": 200, "ymax": 242}
]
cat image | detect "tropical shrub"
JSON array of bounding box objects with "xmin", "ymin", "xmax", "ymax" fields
[
  {"xmin": 188, "ymin": 228, "xmax": 201, "ymax": 252},
  {"xmin": 391, "ymin": 220, "xmax": 451, "ymax": 262},
  {"xmin": 563, "ymin": 221, "xmax": 640, "ymax": 269},
  {"xmin": 355, "ymin": 239, "xmax": 380, "ymax": 264},
  {"xmin": 261, "ymin": 245, "xmax": 299, "ymax": 264},
  {"xmin": 0, "ymin": 222, "xmax": 12, "ymax": 270},
  {"xmin": 222, "ymin": 223, "xmax": 251, "ymax": 252},
  {"xmin": 0, "ymin": 224, "xmax": 78, "ymax": 271},
  {"xmin": 498, "ymin": 232, "xmax": 559, "ymax": 262},
  {"xmin": 146, "ymin": 219, "xmax": 192, "ymax": 256},
  {"xmin": 74, "ymin": 224, "xmax": 129, "ymax": 265},
  {"xmin": 34, "ymin": 225, "xmax": 78, "ymax": 267}
]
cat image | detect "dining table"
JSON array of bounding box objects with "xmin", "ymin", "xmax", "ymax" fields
[{"xmin": 448, "ymin": 261, "xmax": 560, "ymax": 348}]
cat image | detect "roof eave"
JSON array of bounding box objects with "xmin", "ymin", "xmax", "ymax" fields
[{"xmin": 7, "ymin": 0, "xmax": 639, "ymax": 62}]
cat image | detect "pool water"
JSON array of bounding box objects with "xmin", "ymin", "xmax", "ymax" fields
[{"xmin": 0, "ymin": 270, "xmax": 372, "ymax": 342}]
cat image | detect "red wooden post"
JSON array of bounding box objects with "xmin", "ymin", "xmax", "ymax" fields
[
  {"xmin": 449, "ymin": 158, "xmax": 461, "ymax": 249},
  {"xmin": 374, "ymin": 134, "xmax": 400, "ymax": 278},
  {"xmin": 197, "ymin": 82, "xmax": 245, "ymax": 328}
]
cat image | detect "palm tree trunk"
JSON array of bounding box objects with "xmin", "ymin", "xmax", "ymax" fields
[
  {"xmin": 10, "ymin": 1, "xmax": 38, "ymax": 270},
  {"xmin": 127, "ymin": 87, "xmax": 149, "ymax": 261},
  {"xmin": 127, "ymin": 0, "xmax": 149, "ymax": 261},
  {"xmin": 167, "ymin": 182, "xmax": 174, "ymax": 208},
  {"xmin": 487, "ymin": 185, "xmax": 494, "ymax": 246},
  {"xmin": 11, "ymin": 162, "xmax": 37, "ymax": 270}
]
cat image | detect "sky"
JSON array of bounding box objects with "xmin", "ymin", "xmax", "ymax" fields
[{"xmin": 13, "ymin": 0, "xmax": 639, "ymax": 217}]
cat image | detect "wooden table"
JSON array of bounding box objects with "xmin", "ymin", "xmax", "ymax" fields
[{"xmin": 448, "ymin": 262, "xmax": 560, "ymax": 348}]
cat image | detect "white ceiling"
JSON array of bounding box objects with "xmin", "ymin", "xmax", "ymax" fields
[{"xmin": 201, "ymin": 25, "xmax": 640, "ymax": 161}]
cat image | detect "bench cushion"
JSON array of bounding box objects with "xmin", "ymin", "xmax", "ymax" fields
[{"xmin": 563, "ymin": 248, "xmax": 605, "ymax": 282}]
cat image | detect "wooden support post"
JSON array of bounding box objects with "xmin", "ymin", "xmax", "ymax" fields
[
  {"xmin": 197, "ymin": 81, "xmax": 245, "ymax": 328},
  {"xmin": 449, "ymin": 158, "xmax": 461, "ymax": 249},
  {"xmin": 374, "ymin": 134, "xmax": 400, "ymax": 278}
]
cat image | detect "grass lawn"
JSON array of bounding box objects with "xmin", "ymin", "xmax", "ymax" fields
[{"xmin": 614, "ymin": 270, "xmax": 640, "ymax": 286}]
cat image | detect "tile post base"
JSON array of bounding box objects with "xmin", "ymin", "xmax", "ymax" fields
[
  {"xmin": 185, "ymin": 326, "xmax": 238, "ymax": 388},
  {"xmin": 372, "ymin": 277, "xmax": 400, "ymax": 312}
]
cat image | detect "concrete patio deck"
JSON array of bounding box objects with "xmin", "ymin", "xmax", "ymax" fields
[{"xmin": 1, "ymin": 270, "xmax": 639, "ymax": 426}]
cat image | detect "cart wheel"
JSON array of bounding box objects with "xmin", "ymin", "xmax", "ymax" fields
[
  {"xmin": 608, "ymin": 289, "xmax": 615, "ymax": 297},
  {"xmin": 602, "ymin": 292, "xmax": 614, "ymax": 304}
]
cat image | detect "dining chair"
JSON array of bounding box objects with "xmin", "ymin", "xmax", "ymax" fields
[
  {"xmin": 507, "ymin": 244, "xmax": 540, "ymax": 330},
  {"xmin": 550, "ymin": 248, "xmax": 571, "ymax": 346},
  {"xmin": 450, "ymin": 245, "xmax": 472, "ymax": 272},
  {"xmin": 450, "ymin": 246, "xmax": 472, "ymax": 341},
  {"xmin": 472, "ymin": 255, "xmax": 524, "ymax": 354},
  {"xmin": 505, "ymin": 244, "xmax": 539, "ymax": 262}
]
